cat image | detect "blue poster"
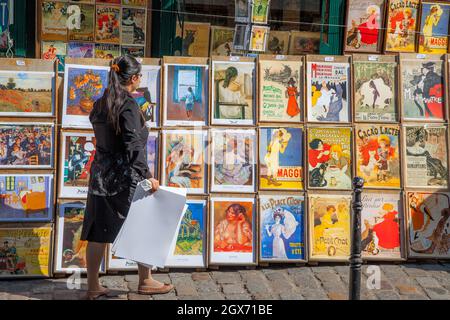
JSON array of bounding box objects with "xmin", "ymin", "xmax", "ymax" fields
[
  {"xmin": 419, "ymin": 2, "xmax": 450, "ymax": 53},
  {"xmin": 173, "ymin": 200, "xmax": 205, "ymax": 257}
]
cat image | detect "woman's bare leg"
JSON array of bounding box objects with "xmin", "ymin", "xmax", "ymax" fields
[
  {"xmin": 86, "ymin": 242, "xmax": 107, "ymax": 292},
  {"xmin": 138, "ymin": 264, "xmax": 165, "ymax": 288}
]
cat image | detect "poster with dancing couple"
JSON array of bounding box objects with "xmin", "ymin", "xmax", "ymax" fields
[
  {"xmin": 307, "ymin": 127, "xmax": 352, "ymax": 190},
  {"xmin": 259, "ymin": 194, "xmax": 306, "ymax": 262},
  {"xmin": 400, "ymin": 54, "xmax": 445, "ymax": 121},
  {"xmin": 209, "ymin": 196, "xmax": 256, "ymax": 265},
  {"xmin": 258, "ymin": 55, "xmax": 303, "ymax": 123},
  {"xmin": 259, "ymin": 127, "xmax": 303, "ymax": 190},
  {"xmin": 306, "ymin": 56, "xmax": 350, "ymax": 123},
  {"xmin": 418, "ymin": 2, "xmax": 450, "ymax": 54}
]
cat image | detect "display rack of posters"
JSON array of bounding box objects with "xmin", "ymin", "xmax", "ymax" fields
[
  {"xmin": 265, "ymin": 31, "xmax": 290, "ymax": 55},
  {"xmin": 176, "ymin": 22, "xmax": 211, "ymax": 57},
  {"xmin": 418, "ymin": 1, "xmax": 450, "ymax": 54},
  {"xmin": 210, "ymin": 26, "xmax": 235, "ymax": 57}
]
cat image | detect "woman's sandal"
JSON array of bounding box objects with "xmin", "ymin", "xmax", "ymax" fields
[
  {"xmin": 83, "ymin": 288, "xmax": 111, "ymax": 300},
  {"xmin": 138, "ymin": 283, "xmax": 174, "ymax": 295}
]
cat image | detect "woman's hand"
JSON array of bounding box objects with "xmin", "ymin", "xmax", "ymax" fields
[{"xmin": 148, "ymin": 178, "xmax": 160, "ymax": 192}]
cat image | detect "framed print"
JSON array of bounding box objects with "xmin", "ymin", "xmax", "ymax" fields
[
  {"xmin": 0, "ymin": 123, "xmax": 54, "ymax": 169},
  {"xmin": 418, "ymin": 2, "xmax": 450, "ymax": 54},
  {"xmin": 68, "ymin": 3, "xmax": 95, "ymax": 42},
  {"xmin": 259, "ymin": 127, "xmax": 303, "ymax": 190},
  {"xmin": 62, "ymin": 64, "xmax": 110, "ymax": 128},
  {"xmin": 59, "ymin": 131, "xmax": 96, "ymax": 198},
  {"xmin": 361, "ymin": 191, "xmax": 403, "ymax": 260},
  {"xmin": 95, "ymin": 5, "xmax": 121, "ymax": 44},
  {"xmin": 133, "ymin": 64, "xmax": 160, "ymax": 128},
  {"xmin": 266, "ymin": 31, "xmax": 290, "ymax": 55},
  {"xmin": 250, "ymin": 25, "xmax": 270, "ymax": 52},
  {"xmin": 400, "ymin": 54, "xmax": 444, "ymax": 121},
  {"xmin": 163, "ymin": 60, "xmax": 208, "ymax": 126},
  {"xmin": 94, "ymin": 44, "xmax": 120, "ymax": 59},
  {"xmin": 122, "ymin": 0, "xmax": 147, "ymax": 6},
  {"xmin": 308, "ymin": 193, "xmax": 352, "ymax": 262},
  {"xmin": 406, "ymin": 191, "xmax": 450, "ymax": 259},
  {"xmin": 209, "ymin": 196, "xmax": 256, "ymax": 265},
  {"xmin": 211, "ymin": 59, "xmax": 255, "ymax": 126},
  {"xmin": 235, "ymin": 0, "xmax": 251, "ymax": 23},
  {"xmin": 0, "ymin": 226, "xmax": 52, "ymax": 279},
  {"xmin": 161, "ymin": 130, "xmax": 207, "ymax": 194},
  {"xmin": 121, "ymin": 7, "xmax": 146, "ymax": 46},
  {"xmin": 107, "ymin": 247, "xmax": 137, "ymax": 271},
  {"xmin": 353, "ymin": 55, "xmax": 397, "ymax": 122},
  {"xmin": 41, "ymin": 41, "xmax": 66, "ymax": 72},
  {"xmin": 147, "ymin": 131, "xmax": 159, "ymax": 179},
  {"xmin": 307, "ymin": 127, "xmax": 352, "ymax": 190},
  {"xmin": 404, "ymin": 125, "xmax": 448, "ymax": 188},
  {"xmin": 210, "ymin": 129, "xmax": 256, "ymax": 193},
  {"xmin": 251, "ymin": 0, "xmax": 270, "ymax": 24},
  {"xmin": 306, "ymin": 56, "xmax": 351, "ymax": 123},
  {"xmin": 210, "ymin": 26, "xmax": 235, "ymax": 56},
  {"xmin": 0, "ymin": 174, "xmax": 53, "ymax": 222},
  {"xmin": 233, "ymin": 24, "xmax": 250, "ymax": 51},
  {"xmin": 355, "ymin": 124, "xmax": 401, "ymax": 189},
  {"xmin": 67, "ymin": 42, "xmax": 95, "ymax": 58},
  {"xmin": 176, "ymin": 22, "xmax": 211, "ymax": 57},
  {"xmin": 165, "ymin": 198, "xmax": 207, "ymax": 268},
  {"xmin": 41, "ymin": 1, "xmax": 68, "ymax": 41},
  {"xmin": 121, "ymin": 45, "xmax": 145, "ymax": 58},
  {"xmin": 56, "ymin": 202, "xmax": 106, "ymax": 273},
  {"xmin": 384, "ymin": 0, "xmax": 420, "ymax": 52},
  {"xmin": 344, "ymin": 0, "xmax": 385, "ymax": 53},
  {"xmin": 0, "ymin": 71, "xmax": 55, "ymax": 117},
  {"xmin": 288, "ymin": 31, "xmax": 320, "ymax": 55},
  {"xmin": 259, "ymin": 194, "xmax": 306, "ymax": 262},
  {"xmin": 259, "ymin": 55, "xmax": 303, "ymax": 122}
]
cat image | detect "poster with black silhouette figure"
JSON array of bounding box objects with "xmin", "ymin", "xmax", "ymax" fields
[{"xmin": 176, "ymin": 22, "xmax": 210, "ymax": 57}]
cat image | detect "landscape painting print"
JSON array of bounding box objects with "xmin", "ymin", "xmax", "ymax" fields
[
  {"xmin": 163, "ymin": 64, "xmax": 208, "ymax": 126},
  {"xmin": 355, "ymin": 124, "xmax": 401, "ymax": 188},
  {"xmin": 361, "ymin": 192, "xmax": 403, "ymax": 260},
  {"xmin": 259, "ymin": 59, "xmax": 302, "ymax": 122},
  {"xmin": 211, "ymin": 129, "xmax": 256, "ymax": 193},
  {"xmin": 384, "ymin": 0, "xmax": 419, "ymax": 52},
  {"xmin": 259, "ymin": 195, "xmax": 305, "ymax": 262},
  {"xmin": 0, "ymin": 174, "xmax": 53, "ymax": 222},
  {"xmin": 344, "ymin": 0, "xmax": 385, "ymax": 53},
  {"xmin": 353, "ymin": 60, "xmax": 397, "ymax": 122},
  {"xmin": 404, "ymin": 125, "xmax": 448, "ymax": 188},
  {"xmin": 418, "ymin": 2, "xmax": 450, "ymax": 54},
  {"xmin": 308, "ymin": 127, "xmax": 352, "ymax": 190},
  {"xmin": 96, "ymin": 5, "xmax": 121, "ymax": 44},
  {"xmin": 308, "ymin": 194, "xmax": 351, "ymax": 261},
  {"xmin": 259, "ymin": 127, "xmax": 303, "ymax": 190},
  {"xmin": 407, "ymin": 192, "xmax": 450, "ymax": 259},
  {"xmin": 307, "ymin": 61, "xmax": 350, "ymax": 122},
  {"xmin": 0, "ymin": 227, "xmax": 52, "ymax": 278},
  {"xmin": 133, "ymin": 65, "xmax": 160, "ymax": 127},
  {"xmin": 0, "ymin": 71, "xmax": 54, "ymax": 116},
  {"xmin": 41, "ymin": 1, "xmax": 67, "ymax": 41},
  {"xmin": 63, "ymin": 64, "xmax": 109, "ymax": 128},
  {"xmin": 210, "ymin": 197, "xmax": 255, "ymax": 265},
  {"xmin": 212, "ymin": 60, "xmax": 255, "ymax": 125},
  {"xmin": 165, "ymin": 199, "xmax": 207, "ymax": 267},
  {"xmin": 162, "ymin": 130, "xmax": 206, "ymax": 194}
]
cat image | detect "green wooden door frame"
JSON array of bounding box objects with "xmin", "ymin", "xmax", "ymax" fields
[
  {"xmin": 9, "ymin": 0, "xmax": 35, "ymax": 57},
  {"xmin": 319, "ymin": 0, "xmax": 345, "ymax": 55},
  {"xmin": 151, "ymin": 0, "xmax": 179, "ymax": 57}
]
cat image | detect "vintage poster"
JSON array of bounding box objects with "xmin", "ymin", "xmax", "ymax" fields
[
  {"xmin": 68, "ymin": 4, "xmax": 95, "ymax": 42},
  {"xmin": 94, "ymin": 43, "xmax": 120, "ymax": 59},
  {"xmin": 259, "ymin": 195, "xmax": 305, "ymax": 262},
  {"xmin": 235, "ymin": 0, "xmax": 251, "ymax": 23},
  {"xmin": 62, "ymin": 64, "xmax": 110, "ymax": 128},
  {"xmin": 211, "ymin": 129, "xmax": 256, "ymax": 193},
  {"xmin": 122, "ymin": 0, "xmax": 147, "ymax": 6},
  {"xmin": 56, "ymin": 202, "xmax": 105, "ymax": 273},
  {"xmin": 41, "ymin": 41, "xmax": 66, "ymax": 72},
  {"xmin": 0, "ymin": 71, "xmax": 54, "ymax": 117},
  {"xmin": 147, "ymin": 131, "xmax": 159, "ymax": 178},
  {"xmin": 165, "ymin": 199, "xmax": 207, "ymax": 267},
  {"xmin": 355, "ymin": 124, "xmax": 401, "ymax": 188},
  {"xmin": 266, "ymin": 30, "xmax": 290, "ymax": 55},
  {"xmin": 67, "ymin": 42, "xmax": 95, "ymax": 58},
  {"xmin": 250, "ymin": 25, "xmax": 269, "ymax": 52},
  {"xmin": 0, "ymin": 123, "xmax": 54, "ymax": 168},
  {"xmin": 176, "ymin": 22, "xmax": 211, "ymax": 57},
  {"xmin": 0, "ymin": 174, "xmax": 53, "ymax": 222},
  {"xmin": 59, "ymin": 131, "xmax": 96, "ymax": 198},
  {"xmin": 259, "ymin": 59, "xmax": 302, "ymax": 122},
  {"xmin": 211, "ymin": 60, "xmax": 255, "ymax": 125},
  {"xmin": 251, "ymin": 0, "xmax": 270, "ymax": 24},
  {"xmin": 308, "ymin": 194, "xmax": 351, "ymax": 261},
  {"xmin": 163, "ymin": 63, "xmax": 208, "ymax": 126},
  {"xmin": 0, "ymin": 227, "xmax": 52, "ymax": 278},
  {"xmin": 401, "ymin": 57, "xmax": 444, "ymax": 121},
  {"xmin": 97, "ymin": 0, "xmax": 121, "ymax": 4},
  {"xmin": 288, "ymin": 31, "xmax": 320, "ymax": 55},
  {"xmin": 306, "ymin": 61, "xmax": 350, "ymax": 122},
  {"xmin": 210, "ymin": 26, "xmax": 235, "ymax": 56},
  {"xmin": 233, "ymin": 24, "xmax": 250, "ymax": 51},
  {"xmin": 353, "ymin": 60, "xmax": 397, "ymax": 122},
  {"xmin": 384, "ymin": 0, "xmax": 420, "ymax": 52},
  {"xmin": 418, "ymin": 2, "xmax": 450, "ymax": 54},
  {"xmin": 361, "ymin": 192, "xmax": 403, "ymax": 260},
  {"xmin": 406, "ymin": 192, "xmax": 450, "ymax": 259},
  {"xmin": 259, "ymin": 127, "xmax": 303, "ymax": 190},
  {"xmin": 95, "ymin": 5, "xmax": 121, "ymax": 44},
  {"xmin": 210, "ymin": 197, "xmax": 255, "ymax": 265},
  {"xmin": 121, "ymin": 45, "xmax": 145, "ymax": 57},
  {"xmin": 307, "ymin": 127, "xmax": 352, "ymax": 190},
  {"xmin": 121, "ymin": 7, "xmax": 146, "ymax": 45},
  {"xmin": 41, "ymin": 1, "xmax": 68, "ymax": 41},
  {"xmin": 344, "ymin": 0, "xmax": 385, "ymax": 52},
  {"xmin": 404, "ymin": 125, "xmax": 448, "ymax": 188},
  {"xmin": 161, "ymin": 130, "xmax": 207, "ymax": 194},
  {"xmin": 133, "ymin": 65, "xmax": 160, "ymax": 127}
]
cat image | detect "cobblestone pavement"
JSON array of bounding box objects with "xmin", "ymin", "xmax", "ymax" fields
[{"xmin": 0, "ymin": 263, "xmax": 449, "ymax": 300}]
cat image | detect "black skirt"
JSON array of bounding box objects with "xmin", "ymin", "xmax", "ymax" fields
[{"xmin": 81, "ymin": 185, "xmax": 136, "ymax": 244}]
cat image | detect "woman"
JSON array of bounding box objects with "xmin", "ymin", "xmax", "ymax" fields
[
  {"xmin": 285, "ymin": 78, "xmax": 300, "ymax": 118},
  {"xmin": 264, "ymin": 128, "xmax": 291, "ymax": 186},
  {"xmin": 422, "ymin": 5, "xmax": 442, "ymax": 52},
  {"xmin": 80, "ymin": 55, "xmax": 173, "ymax": 300}
]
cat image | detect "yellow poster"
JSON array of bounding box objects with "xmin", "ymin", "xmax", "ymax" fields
[{"xmin": 177, "ymin": 22, "xmax": 211, "ymax": 57}]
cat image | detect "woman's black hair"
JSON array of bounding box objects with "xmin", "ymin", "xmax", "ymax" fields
[
  {"xmin": 103, "ymin": 55, "xmax": 142, "ymax": 133},
  {"xmin": 309, "ymin": 138, "xmax": 323, "ymax": 150},
  {"xmin": 223, "ymin": 67, "xmax": 238, "ymax": 88}
]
